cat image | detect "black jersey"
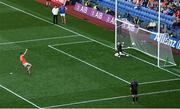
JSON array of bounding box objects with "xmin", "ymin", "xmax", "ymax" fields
[
  {"xmin": 117, "ymin": 43, "xmax": 123, "ymax": 52},
  {"xmin": 130, "ymin": 81, "xmax": 138, "ymax": 94}
]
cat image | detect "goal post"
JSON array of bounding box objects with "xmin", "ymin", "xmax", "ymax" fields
[
  {"xmin": 115, "ymin": 18, "xmax": 176, "ymax": 67},
  {"xmin": 115, "ymin": 0, "xmax": 176, "ymax": 67}
]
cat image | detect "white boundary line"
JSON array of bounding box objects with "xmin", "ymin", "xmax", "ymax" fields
[
  {"xmin": 0, "ymin": 2, "xmax": 179, "ymax": 108},
  {"xmin": 48, "ymin": 45, "xmax": 130, "ymax": 84},
  {"xmin": 0, "ymin": 1, "xmax": 179, "ymax": 78},
  {"xmin": 139, "ymin": 78, "xmax": 180, "ymax": 85},
  {"xmin": 50, "ymin": 42, "xmax": 180, "ymax": 86},
  {"xmin": 51, "ymin": 40, "xmax": 93, "ymax": 46},
  {"xmin": 0, "ymin": 1, "xmax": 111, "ymax": 48},
  {"xmin": 0, "ymin": 84, "xmax": 42, "ymax": 109},
  {"xmin": 45, "ymin": 88, "xmax": 180, "ymax": 108},
  {"xmin": 129, "ymin": 53, "xmax": 180, "ymax": 78},
  {"xmin": 0, "ymin": 35, "xmax": 79, "ymax": 46},
  {"xmin": 123, "ymin": 48, "xmax": 180, "ymax": 77},
  {"xmin": 131, "ymin": 47, "xmax": 177, "ymax": 66},
  {"xmin": 0, "ymin": 2, "xmax": 180, "ymax": 87}
]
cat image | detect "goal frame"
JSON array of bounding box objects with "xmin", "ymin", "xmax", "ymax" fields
[{"xmin": 114, "ymin": 0, "xmax": 177, "ymax": 67}]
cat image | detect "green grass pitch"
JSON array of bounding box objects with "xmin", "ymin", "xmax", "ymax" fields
[{"xmin": 0, "ymin": 0, "xmax": 180, "ymax": 108}]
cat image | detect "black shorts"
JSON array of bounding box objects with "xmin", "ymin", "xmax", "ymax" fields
[{"xmin": 131, "ymin": 90, "xmax": 138, "ymax": 95}]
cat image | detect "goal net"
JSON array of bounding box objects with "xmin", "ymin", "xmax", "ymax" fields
[{"xmin": 115, "ymin": 18, "xmax": 176, "ymax": 67}]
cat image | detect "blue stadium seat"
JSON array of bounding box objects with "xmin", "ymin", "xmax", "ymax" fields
[{"xmin": 98, "ymin": 0, "xmax": 176, "ymax": 26}]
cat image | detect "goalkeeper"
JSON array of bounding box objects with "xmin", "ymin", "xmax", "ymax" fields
[{"xmin": 115, "ymin": 42, "xmax": 128, "ymax": 57}]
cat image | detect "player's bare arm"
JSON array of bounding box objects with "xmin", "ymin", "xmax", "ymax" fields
[{"xmin": 23, "ymin": 49, "xmax": 28, "ymax": 55}]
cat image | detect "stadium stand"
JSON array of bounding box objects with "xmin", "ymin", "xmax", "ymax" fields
[
  {"xmin": 97, "ymin": 0, "xmax": 177, "ymax": 25},
  {"xmin": 37, "ymin": 0, "xmax": 179, "ymax": 38},
  {"xmin": 96, "ymin": 0, "xmax": 179, "ymax": 38}
]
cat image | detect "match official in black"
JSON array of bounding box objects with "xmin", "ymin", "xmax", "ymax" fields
[
  {"xmin": 52, "ymin": 6, "xmax": 59, "ymax": 24},
  {"xmin": 130, "ymin": 80, "xmax": 138, "ymax": 104}
]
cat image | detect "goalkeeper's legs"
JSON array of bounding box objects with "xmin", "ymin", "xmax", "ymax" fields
[
  {"xmin": 114, "ymin": 52, "xmax": 120, "ymax": 57},
  {"xmin": 118, "ymin": 51, "xmax": 129, "ymax": 57},
  {"xmin": 115, "ymin": 51, "xmax": 129, "ymax": 57},
  {"xmin": 119, "ymin": 52, "xmax": 126, "ymax": 56}
]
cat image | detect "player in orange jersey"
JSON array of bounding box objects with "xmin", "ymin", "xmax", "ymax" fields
[{"xmin": 20, "ymin": 49, "xmax": 32, "ymax": 75}]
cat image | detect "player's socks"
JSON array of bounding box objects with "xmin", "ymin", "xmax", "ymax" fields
[
  {"xmin": 133, "ymin": 97, "xmax": 135, "ymax": 103},
  {"xmin": 27, "ymin": 65, "xmax": 32, "ymax": 71},
  {"xmin": 136, "ymin": 97, "xmax": 138, "ymax": 102},
  {"xmin": 28, "ymin": 70, "xmax": 31, "ymax": 75}
]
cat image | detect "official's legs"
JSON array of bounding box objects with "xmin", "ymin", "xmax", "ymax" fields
[
  {"xmin": 53, "ymin": 15, "xmax": 58, "ymax": 24},
  {"xmin": 53, "ymin": 15, "xmax": 55, "ymax": 24},
  {"xmin": 132, "ymin": 95, "xmax": 135, "ymax": 103},
  {"xmin": 55, "ymin": 15, "xmax": 58, "ymax": 24},
  {"xmin": 135, "ymin": 94, "xmax": 138, "ymax": 102},
  {"xmin": 135, "ymin": 95, "xmax": 138, "ymax": 102},
  {"xmin": 132, "ymin": 91, "xmax": 138, "ymax": 103}
]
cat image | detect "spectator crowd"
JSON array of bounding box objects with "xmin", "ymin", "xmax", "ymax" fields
[
  {"xmin": 125, "ymin": 0, "xmax": 179, "ymax": 38},
  {"xmin": 47, "ymin": 0, "xmax": 179, "ymax": 38},
  {"xmin": 127, "ymin": 0, "xmax": 180, "ymax": 18}
]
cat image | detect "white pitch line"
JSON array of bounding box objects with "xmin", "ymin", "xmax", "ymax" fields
[
  {"xmin": 45, "ymin": 88, "xmax": 180, "ymax": 108},
  {"xmin": 129, "ymin": 53, "xmax": 180, "ymax": 78},
  {"xmin": 48, "ymin": 45, "xmax": 130, "ymax": 84},
  {"xmin": 0, "ymin": 84, "xmax": 41, "ymax": 109},
  {"xmin": 0, "ymin": 1, "xmax": 179, "ymax": 79},
  {"xmin": 139, "ymin": 78, "xmax": 180, "ymax": 85},
  {"xmin": 50, "ymin": 42, "xmax": 180, "ymax": 86},
  {"xmin": 0, "ymin": 2, "xmax": 178, "ymax": 108},
  {"xmin": 0, "ymin": 1, "xmax": 112, "ymax": 49},
  {"xmin": 51, "ymin": 40, "xmax": 93, "ymax": 46},
  {"xmin": 0, "ymin": 35, "xmax": 79, "ymax": 46},
  {"xmin": 123, "ymin": 48, "xmax": 180, "ymax": 78}
]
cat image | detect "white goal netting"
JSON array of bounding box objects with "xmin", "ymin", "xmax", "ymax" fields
[{"xmin": 115, "ymin": 19, "xmax": 176, "ymax": 67}]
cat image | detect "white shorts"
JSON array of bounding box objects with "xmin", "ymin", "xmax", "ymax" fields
[
  {"xmin": 23, "ymin": 62, "xmax": 31, "ymax": 67},
  {"xmin": 60, "ymin": 13, "xmax": 65, "ymax": 17}
]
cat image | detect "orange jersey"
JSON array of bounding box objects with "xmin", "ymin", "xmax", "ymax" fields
[{"xmin": 20, "ymin": 54, "xmax": 27, "ymax": 64}]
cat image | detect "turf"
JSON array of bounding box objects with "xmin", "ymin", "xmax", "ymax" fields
[{"xmin": 0, "ymin": 0, "xmax": 180, "ymax": 108}]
